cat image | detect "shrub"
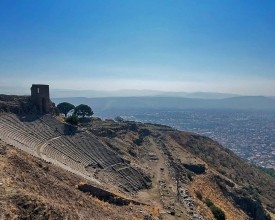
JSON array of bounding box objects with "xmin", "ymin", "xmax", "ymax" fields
[
  {"xmin": 139, "ymin": 128, "xmax": 151, "ymax": 137},
  {"xmin": 195, "ymin": 191, "xmax": 203, "ymax": 200},
  {"xmin": 210, "ymin": 206, "xmax": 226, "ymax": 220},
  {"xmin": 204, "ymin": 198, "xmax": 214, "ymax": 207},
  {"xmin": 66, "ymin": 114, "xmax": 79, "ymax": 125},
  {"xmin": 134, "ymin": 137, "xmax": 143, "ymax": 146},
  {"xmin": 204, "ymin": 198, "xmax": 226, "ymax": 220}
]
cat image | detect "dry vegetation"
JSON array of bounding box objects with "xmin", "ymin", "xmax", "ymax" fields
[
  {"xmin": 0, "ymin": 140, "xmax": 155, "ymax": 220},
  {"xmin": 167, "ymin": 132, "xmax": 275, "ymax": 213},
  {"xmin": 90, "ymin": 119, "xmax": 274, "ymax": 220},
  {"xmin": 0, "ymin": 113, "xmax": 274, "ymax": 220}
]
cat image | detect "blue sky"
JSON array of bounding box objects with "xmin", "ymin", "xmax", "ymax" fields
[{"xmin": 0, "ymin": 0, "xmax": 275, "ymax": 96}]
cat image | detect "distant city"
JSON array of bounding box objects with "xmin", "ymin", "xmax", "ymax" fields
[{"xmin": 96, "ymin": 109, "xmax": 275, "ymax": 169}]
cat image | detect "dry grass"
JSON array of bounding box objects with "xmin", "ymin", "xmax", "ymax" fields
[
  {"xmin": 1, "ymin": 115, "xmax": 274, "ymax": 220},
  {"xmin": 167, "ymin": 132, "xmax": 275, "ymax": 215},
  {"xmin": 0, "ymin": 140, "xmax": 154, "ymax": 220},
  {"xmin": 189, "ymin": 173, "xmax": 248, "ymax": 220}
]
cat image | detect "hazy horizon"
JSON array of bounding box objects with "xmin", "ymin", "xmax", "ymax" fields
[
  {"xmin": 1, "ymin": 82, "xmax": 275, "ymax": 97},
  {"xmin": 2, "ymin": 86, "xmax": 275, "ymax": 99},
  {"xmin": 1, "ymin": 1, "xmax": 275, "ymax": 96}
]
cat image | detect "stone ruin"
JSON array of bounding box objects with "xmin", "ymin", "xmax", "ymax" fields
[
  {"xmin": 0, "ymin": 84, "xmax": 54, "ymax": 114},
  {"xmin": 31, "ymin": 84, "xmax": 50, "ymax": 114}
]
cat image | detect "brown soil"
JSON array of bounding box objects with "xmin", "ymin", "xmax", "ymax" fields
[{"xmin": 0, "ymin": 140, "xmax": 156, "ymax": 220}]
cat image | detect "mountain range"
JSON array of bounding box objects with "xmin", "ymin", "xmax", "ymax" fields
[
  {"xmin": 52, "ymin": 96, "xmax": 275, "ymax": 112},
  {"xmin": 51, "ymin": 90, "xmax": 240, "ymax": 99}
]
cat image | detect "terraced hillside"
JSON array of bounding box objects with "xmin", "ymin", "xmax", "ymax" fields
[
  {"xmin": 0, "ymin": 113, "xmax": 151, "ymax": 193},
  {"xmin": 0, "ymin": 112, "xmax": 274, "ymax": 220},
  {"xmin": 0, "ymin": 140, "xmax": 153, "ymax": 220}
]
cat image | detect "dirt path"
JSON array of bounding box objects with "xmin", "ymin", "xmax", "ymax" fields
[{"xmin": 137, "ymin": 137, "xmax": 182, "ymax": 220}]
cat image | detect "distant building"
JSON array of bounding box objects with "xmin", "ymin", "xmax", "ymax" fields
[{"xmin": 31, "ymin": 84, "xmax": 50, "ymax": 113}]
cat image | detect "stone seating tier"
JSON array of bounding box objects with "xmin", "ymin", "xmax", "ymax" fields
[{"xmin": 0, "ymin": 113, "xmax": 148, "ymax": 192}]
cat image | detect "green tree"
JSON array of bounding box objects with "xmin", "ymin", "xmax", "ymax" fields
[
  {"xmin": 74, "ymin": 104, "xmax": 93, "ymax": 119},
  {"xmin": 57, "ymin": 102, "xmax": 75, "ymax": 117}
]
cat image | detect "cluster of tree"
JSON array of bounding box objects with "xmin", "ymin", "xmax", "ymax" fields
[{"xmin": 57, "ymin": 102, "xmax": 93, "ymax": 125}]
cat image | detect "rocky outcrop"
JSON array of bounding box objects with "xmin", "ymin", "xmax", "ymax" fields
[
  {"xmin": 0, "ymin": 95, "xmax": 33, "ymax": 114},
  {"xmin": 231, "ymin": 194, "xmax": 271, "ymax": 220},
  {"xmin": 78, "ymin": 184, "xmax": 143, "ymax": 206},
  {"xmin": 0, "ymin": 95, "xmax": 56, "ymax": 114},
  {"xmin": 182, "ymin": 163, "xmax": 206, "ymax": 174},
  {"xmin": 214, "ymin": 175, "xmax": 271, "ymax": 220}
]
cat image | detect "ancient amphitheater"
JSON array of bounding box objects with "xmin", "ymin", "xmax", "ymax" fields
[
  {"xmin": 0, "ymin": 112, "xmax": 150, "ymax": 193},
  {"xmin": 1, "ymin": 85, "xmax": 274, "ymax": 220}
]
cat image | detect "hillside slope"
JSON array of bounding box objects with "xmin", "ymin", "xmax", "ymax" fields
[
  {"xmin": 0, "ymin": 112, "xmax": 274, "ymax": 219},
  {"xmin": 0, "ymin": 140, "xmax": 153, "ymax": 220},
  {"xmin": 89, "ymin": 119, "xmax": 275, "ymax": 220}
]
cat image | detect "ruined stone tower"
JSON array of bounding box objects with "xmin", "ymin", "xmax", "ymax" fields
[{"xmin": 31, "ymin": 84, "xmax": 50, "ymax": 113}]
